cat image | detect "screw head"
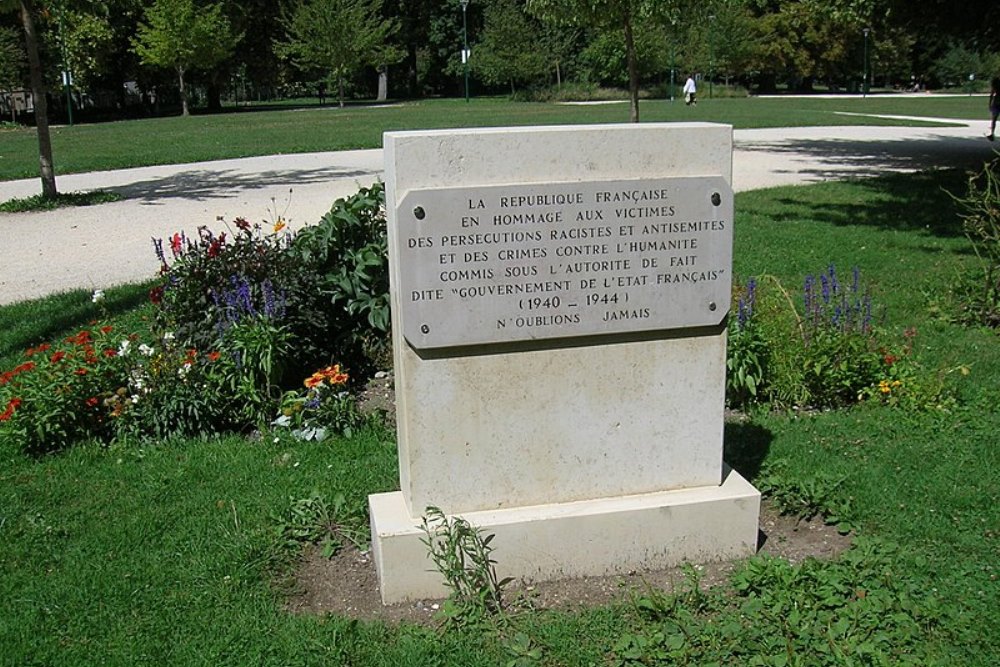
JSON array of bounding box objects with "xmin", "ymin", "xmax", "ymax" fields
[
  {"xmin": 709, "ymin": 301, "xmax": 717, "ymax": 311},
  {"xmin": 413, "ymin": 206, "xmax": 426, "ymax": 220},
  {"xmin": 711, "ymin": 192, "xmax": 722, "ymax": 206},
  {"xmin": 421, "ymin": 324, "xmax": 430, "ymax": 334}
]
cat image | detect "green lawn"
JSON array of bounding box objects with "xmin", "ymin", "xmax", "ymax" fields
[
  {"xmin": 0, "ymin": 94, "xmax": 987, "ymax": 181},
  {"xmin": 2, "ymin": 169, "xmax": 997, "ymax": 665}
]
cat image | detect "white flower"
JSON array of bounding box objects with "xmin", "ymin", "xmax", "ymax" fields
[
  {"xmin": 91, "ymin": 289, "xmax": 105, "ymax": 304},
  {"xmin": 138, "ymin": 344, "xmax": 154, "ymax": 356},
  {"xmin": 162, "ymin": 332, "xmax": 175, "ymax": 343},
  {"xmin": 130, "ymin": 395, "xmax": 140, "ymax": 404},
  {"xmin": 178, "ymin": 362, "xmax": 191, "ymax": 378},
  {"xmin": 118, "ymin": 339, "xmax": 131, "ymax": 355}
]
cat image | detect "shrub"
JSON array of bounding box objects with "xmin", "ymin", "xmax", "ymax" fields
[
  {"xmin": 0, "ymin": 326, "xmax": 136, "ymax": 453},
  {"xmin": 289, "ymin": 182, "xmax": 390, "ymax": 376},
  {"xmin": 109, "ymin": 334, "xmax": 232, "ymax": 441},
  {"xmin": 727, "ymin": 266, "xmax": 955, "ymax": 411},
  {"xmin": 952, "ymin": 157, "xmax": 1000, "ymax": 327}
]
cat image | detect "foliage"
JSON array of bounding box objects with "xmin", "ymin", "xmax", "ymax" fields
[
  {"xmin": 421, "ymin": 506, "xmax": 513, "ymax": 629},
  {"xmin": 205, "ymin": 315, "xmax": 293, "ymax": 427},
  {"xmin": 755, "ymin": 460, "xmax": 856, "ymax": 532},
  {"xmin": 274, "ymin": 492, "xmax": 369, "ymax": 559},
  {"xmin": 289, "ymin": 182, "xmax": 390, "ymax": 375},
  {"xmin": 470, "ymin": 0, "xmax": 548, "ymax": 95},
  {"xmin": 277, "ymin": 0, "xmax": 402, "ymax": 107},
  {"xmin": 133, "ymin": 0, "xmax": 240, "ymax": 115},
  {"xmin": 727, "ymin": 267, "xmax": 955, "ymax": 411},
  {"xmin": 151, "ymin": 220, "xmax": 295, "ymax": 356},
  {"xmin": 951, "ymin": 157, "xmax": 1000, "ymax": 328},
  {"xmin": 0, "ymin": 324, "xmax": 136, "ymax": 453},
  {"xmin": 109, "ymin": 333, "xmax": 231, "ymax": 442},
  {"xmin": 272, "ymin": 364, "xmax": 367, "ymax": 440},
  {"xmin": 613, "ymin": 539, "xmax": 959, "ymax": 666},
  {"xmin": 0, "ymin": 190, "xmax": 122, "ymax": 212},
  {"xmin": 0, "ymin": 25, "xmax": 26, "ymax": 122},
  {"xmin": 727, "ymin": 277, "xmax": 767, "ymax": 407}
]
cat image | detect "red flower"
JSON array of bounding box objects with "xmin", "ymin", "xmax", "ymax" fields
[
  {"xmin": 0, "ymin": 372, "xmax": 11, "ymax": 386},
  {"xmin": 206, "ymin": 351, "xmax": 221, "ymax": 362},
  {"xmin": 85, "ymin": 397, "xmax": 99, "ymax": 408},
  {"xmin": 66, "ymin": 330, "xmax": 92, "ymax": 346},
  {"xmin": 74, "ymin": 368, "xmax": 89, "ymax": 376},
  {"xmin": 883, "ymin": 353, "xmax": 897, "ymax": 366},
  {"xmin": 103, "ymin": 348, "xmax": 117, "ymax": 358},
  {"xmin": 50, "ymin": 351, "xmax": 66, "ymax": 364},
  {"xmin": 234, "ymin": 217, "xmax": 251, "ymax": 231},
  {"xmin": 149, "ymin": 286, "xmax": 164, "ymax": 305},
  {"xmin": 100, "ymin": 325, "xmax": 114, "ymax": 334},
  {"xmin": 14, "ymin": 362, "xmax": 35, "ymax": 374},
  {"xmin": 1, "ymin": 397, "xmax": 22, "ymax": 421},
  {"xmin": 171, "ymin": 232, "xmax": 183, "ymax": 255},
  {"xmin": 186, "ymin": 349, "xmax": 197, "ymax": 360},
  {"xmin": 25, "ymin": 343, "xmax": 50, "ymax": 357}
]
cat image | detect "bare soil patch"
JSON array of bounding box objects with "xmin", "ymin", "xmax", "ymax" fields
[{"xmin": 284, "ymin": 498, "xmax": 851, "ymax": 626}]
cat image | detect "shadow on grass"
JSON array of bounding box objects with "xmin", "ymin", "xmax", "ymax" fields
[
  {"xmin": 724, "ymin": 420, "xmax": 773, "ymax": 482},
  {"xmin": 744, "ymin": 167, "xmax": 978, "ymax": 242},
  {"xmin": 0, "ymin": 284, "xmax": 152, "ymax": 363}
]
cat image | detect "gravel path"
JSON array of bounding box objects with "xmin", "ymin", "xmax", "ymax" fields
[{"xmin": 1, "ymin": 119, "xmax": 995, "ymax": 306}]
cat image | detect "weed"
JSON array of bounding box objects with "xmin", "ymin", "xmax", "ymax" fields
[
  {"xmin": 756, "ymin": 461, "xmax": 856, "ymax": 533},
  {"xmin": 275, "ymin": 492, "xmax": 368, "ymax": 559},
  {"xmin": 421, "ymin": 506, "xmax": 513, "ymax": 629}
]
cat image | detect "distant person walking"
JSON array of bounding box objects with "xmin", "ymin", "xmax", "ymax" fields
[
  {"xmin": 989, "ymin": 77, "xmax": 1000, "ymax": 141},
  {"xmin": 683, "ymin": 74, "xmax": 697, "ymax": 106}
]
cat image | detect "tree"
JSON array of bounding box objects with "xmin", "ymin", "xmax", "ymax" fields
[
  {"xmin": 472, "ymin": 0, "xmax": 548, "ymax": 95},
  {"xmin": 0, "ymin": 25, "xmax": 26, "ymax": 122},
  {"xmin": 527, "ymin": 0, "xmax": 689, "ymax": 122},
  {"xmin": 279, "ymin": 0, "xmax": 402, "ymax": 107},
  {"xmin": 2, "ymin": 0, "xmax": 56, "ymax": 197},
  {"xmin": 133, "ymin": 0, "xmax": 239, "ymax": 116}
]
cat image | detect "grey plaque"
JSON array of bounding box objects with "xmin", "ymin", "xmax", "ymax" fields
[{"xmin": 396, "ymin": 177, "xmax": 733, "ymax": 349}]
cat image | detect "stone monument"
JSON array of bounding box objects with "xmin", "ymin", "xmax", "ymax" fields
[{"xmin": 369, "ymin": 123, "xmax": 760, "ymax": 604}]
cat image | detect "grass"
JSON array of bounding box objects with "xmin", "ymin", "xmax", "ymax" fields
[
  {"xmin": 0, "ymin": 94, "xmax": 988, "ymax": 182},
  {"xmin": 0, "ymin": 190, "xmax": 122, "ymax": 212},
  {"xmin": 2, "ymin": 170, "xmax": 999, "ymax": 664}
]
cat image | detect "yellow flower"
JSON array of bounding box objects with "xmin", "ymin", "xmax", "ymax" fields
[
  {"xmin": 891, "ymin": 380, "xmax": 901, "ymax": 388},
  {"xmin": 879, "ymin": 380, "xmax": 891, "ymax": 394},
  {"xmin": 273, "ymin": 218, "xmax": 287, "ymax": 234}
]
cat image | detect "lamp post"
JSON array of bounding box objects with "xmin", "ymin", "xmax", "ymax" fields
[
  {"xmin": 708, "ymin": 15, "xmax": 716, "ymax": 99},
  {"xmin": 862, "ymin": 27, "xmax": 870, "ymax": 98},
  {"xmin": 461, "ymin": 0, "xmax": 470, "ymax": 103},
  {"xmin": 57, "ymin": 7, "xmax": 73, "ymax": 126}
]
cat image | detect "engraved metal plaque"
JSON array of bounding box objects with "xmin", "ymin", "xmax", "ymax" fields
[{"xmin": 396, "ymin": 177, "xmax": 732, "ymax": 349}]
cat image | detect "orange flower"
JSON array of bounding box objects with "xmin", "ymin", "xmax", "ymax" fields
[
  {"xmin": 207, "ymin": 351, "xmax": 221, "ymax": 362},
  {"xmin": 304, "ymin": 374, "xmax": 324, "ymax": 389},
  {"xmin": 317, "ymin": 365, "xmax": 349, "ymax": 385},
  {"xmin": 273, "ymin": 219, "xmax": 287, "ymax": 233}
]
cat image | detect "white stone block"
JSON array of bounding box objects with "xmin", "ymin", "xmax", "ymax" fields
[{"xmin": 370, "ymin": 467, "xmax": 761, "ymax": 605}]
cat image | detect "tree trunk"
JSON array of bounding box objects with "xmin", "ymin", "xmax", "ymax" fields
[
  {"xmin": 622, "ymin": 8, "xmax": 640, "ymax": 123},
  {"xmin": 178, "ymin": 66, "xmax": 189, "ymax": 116},
  {"xmin": 207, "ymin": 80, "xmax": 222, "ymax": 112},
  {"xmin": 19, "ymin": 0, "xmax": 57, "ymax": 198},
  {"xmin": 338, "ymin": 76, "xmax": 345, "ymax": 108},
  {"xmin": 377, "ymin": 66, "xmax": 388, "ymax": 102}
]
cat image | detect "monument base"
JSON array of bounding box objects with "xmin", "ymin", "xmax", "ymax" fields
[{"xmin": 369, "ymin": 467, "xmax": 760, "ymax": 605}]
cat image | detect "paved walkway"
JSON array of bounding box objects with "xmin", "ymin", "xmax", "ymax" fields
[{"xmin": 1, "ymin": 119, "xmax": 996, "ymax": 305}]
